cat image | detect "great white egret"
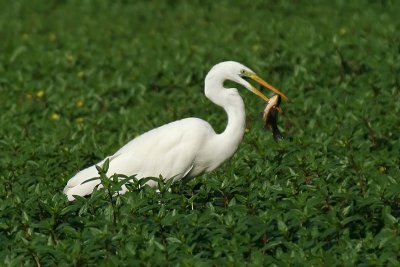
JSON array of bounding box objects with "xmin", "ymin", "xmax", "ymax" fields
[{"xmin": 64, "ymin": 61, "xmax": 288, "ymax": 201}]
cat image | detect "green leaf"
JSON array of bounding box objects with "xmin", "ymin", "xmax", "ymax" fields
[{"xmin": 166, "ymin": 237, "xmax": 182, "ymax": 244}]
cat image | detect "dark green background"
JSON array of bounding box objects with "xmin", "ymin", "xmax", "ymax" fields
[{"xmin": 1, "ymin": 1, "xmax": 399, "ymax": 266}]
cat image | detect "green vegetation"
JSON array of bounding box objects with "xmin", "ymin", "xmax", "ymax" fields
[{"xmin": 1, "ymin": 0, "xmax": 400, "ymax": 265}]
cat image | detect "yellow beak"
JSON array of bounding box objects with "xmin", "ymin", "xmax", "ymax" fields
[{"xmin": 248, "ymin": 74, "xmax": 288, "ymax": 102}]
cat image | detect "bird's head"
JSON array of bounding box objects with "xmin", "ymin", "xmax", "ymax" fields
[{"xmin": 209, "ymin": 61, "xmax": 288, "ymax": 103}]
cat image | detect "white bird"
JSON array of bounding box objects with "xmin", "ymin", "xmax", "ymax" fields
[{"xmin": 64, "ymin": 61, "xmax": 288, "ymax": 201}]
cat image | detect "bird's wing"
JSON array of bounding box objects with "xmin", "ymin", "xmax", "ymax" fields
[
  {"xmin": 104, "ymin": 118, "xmax": 213, "ymax": 180},
  {"xmin": 105, "ymin": 133, "xmax": 198, "ymax": 181},
  {"xmin": 65, "ymin": 118, "xmax": 213, "ymax": 200}
]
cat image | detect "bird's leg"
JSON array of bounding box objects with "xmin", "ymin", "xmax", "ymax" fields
[{"xmin": 223, "ymin": 192, "xmax": 228, "ymax": 208}]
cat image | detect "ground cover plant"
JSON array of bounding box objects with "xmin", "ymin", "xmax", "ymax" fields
[{"xmin": 1, "ymin": 0, "xmax": 400, "ymax": 266}]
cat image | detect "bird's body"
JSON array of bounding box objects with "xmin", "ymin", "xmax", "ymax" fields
[{"xmin": 64, "ymin": 61, "xmax": 287, "ymax": 201}]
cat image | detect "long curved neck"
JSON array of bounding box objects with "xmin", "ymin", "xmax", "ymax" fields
[
  {"xmin": 220, "ymin": 96, "xmax": 246, "ymax": 155},
  {"xmin": 205, "ymin": 73, "xmax": 246, "ymax": 160}
]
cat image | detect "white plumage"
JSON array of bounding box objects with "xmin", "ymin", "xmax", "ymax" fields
[{"xmin": 64, "ymin": 61, "xmax": 287, "ymax": 201}]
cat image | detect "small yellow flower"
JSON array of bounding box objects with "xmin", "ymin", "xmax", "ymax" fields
[
  {"xmin": 378, "ymin": 166, "xmax": 386, "ymax": 173},
  {"xmin": 36, "ymin": 90, "xmax": 45, "ymax": 98},
  {"xmin": 245, "ymin": 128, "xmax": 250, "ymax": 133},
  {"xmin": 339, "ymin": 27, "xmax": 347, "ymax": 36},
  {"xmin": 65, "ymin": 53, "xmax": 76, "ymax": 64},
  {"xmin": 76, "ymin": 117, "xmax": 84, "ymax": 126},
  {"xmin": 21, "ymin": 33, "xmax": 29, "ymax": 41},
  {"xmin": 77, "ymin": 71, "xmax": 86, "ymax": 79},
  {"xmin": 76, "ymin": 100, "xmax": 84, "ymax": 108},
  {"xmin": 51, "ymin": 113, "xmax": 60, "ymax": 121},
  {"xmin": 48, "ymin": 33, "xmax": 57, "ymax": 42},
  {"xmin": 252, "ymin": 44, "xmax": 262, "ymax": 53}
]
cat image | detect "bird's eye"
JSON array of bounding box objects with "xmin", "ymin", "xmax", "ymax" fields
[{"xmin": 240, "ymin": 69, "xmax": 246, "ymax": 75}]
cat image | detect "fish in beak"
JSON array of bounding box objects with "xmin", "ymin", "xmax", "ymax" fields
[{"xmin": 262, "ymin": 95, "xmax": 283, "ymax": 141}]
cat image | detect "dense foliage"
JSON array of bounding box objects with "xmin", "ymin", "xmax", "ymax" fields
[{"xmin": 1, "ymin": 0, "xmax": 399, "ymax": 266}]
